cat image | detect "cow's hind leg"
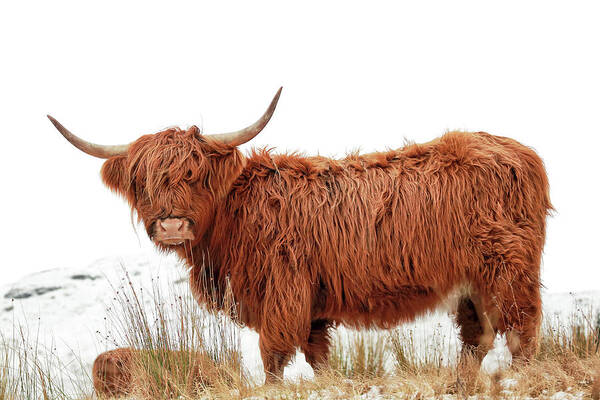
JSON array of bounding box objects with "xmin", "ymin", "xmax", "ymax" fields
[
  {"xmin": 259, "ymin": 336, "xmax": 295, "ymax": 384},
  {"xmin": 456, "ymin": 293, "xmax": 498, "ymax": 365},
  {"xmin": 473, "ymin": 222, "xmax": 544, "ymax": 364},
  {"xmin": 453, "ymin": 293, "xmax": 499, "ymax": 395},
  {"xmin": 490, "ymin": 270, "xmax": 542, "ymax": 363},
  {"xmin": 300, "ymin": 319, "xmax": 333, "ymax": 373}
]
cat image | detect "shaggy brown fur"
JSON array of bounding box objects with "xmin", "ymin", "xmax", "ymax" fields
[
  {"xmin": 92, "ymin": 348, "xmax": 134, "ymax": 397},
  {"xmin": 98, "ymin": 127, "xmax": 551, "ymax": 382}
]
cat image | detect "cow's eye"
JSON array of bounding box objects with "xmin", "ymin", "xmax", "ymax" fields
[{"xmin": 185, "ymin": 169, "xmax": 194, "ymax": 180}]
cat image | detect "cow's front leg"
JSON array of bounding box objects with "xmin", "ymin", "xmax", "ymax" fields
[
  {"xmin": 259, "ymin": 334, "xmax": 295, "ymax": 384},
  {"xmin": 258, "ymin": 265, "xmax": 311, "ymax": 383}
]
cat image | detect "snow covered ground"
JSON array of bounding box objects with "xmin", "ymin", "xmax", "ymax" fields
[{"xmin": 1, "ymin": 253, "xmax": 599, "ymax": 397}]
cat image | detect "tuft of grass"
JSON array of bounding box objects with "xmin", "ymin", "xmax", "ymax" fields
[
  {"xmin": 389, "ymin": 323, "xmax": 454, "ymax": 374},
  {"xmin": 100, "ymin": 267, "xmax": 248, "ymax": 399},
  {"xmin": 593, "ymin": 369, "xmax": 600, "ymax": 400},
  {"xmin": 537, "ymin": 307, "xmax": 600, "ymax": 361},
  {"xmin": 0, "ymin": 330, "xmax": 88, "ymax": 400},
  {"xmin": 0, "ymin": 341, "xmax": 9, "ymax": 400},
  {"xmin": 327, "ymin": 329, "xmax": 389, "ymax": 380}
]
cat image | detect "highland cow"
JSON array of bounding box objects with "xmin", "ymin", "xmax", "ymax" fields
[{"xmin": 49, "ymin": 88, "xmax": 552, "ymax": 382}]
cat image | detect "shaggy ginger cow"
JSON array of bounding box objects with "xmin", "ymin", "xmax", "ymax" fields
[{"xmin": 49, "ymin": 88, "xmax": 551, "ymax": 382}]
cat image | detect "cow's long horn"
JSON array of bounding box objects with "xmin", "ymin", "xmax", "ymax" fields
[
  {"xmin": 207, "ymin": 87, "xmax": 282, "ymax": 146},
  {"xmin": 47, "ymin": 115, "xmax": 130, "ymax": 159}
]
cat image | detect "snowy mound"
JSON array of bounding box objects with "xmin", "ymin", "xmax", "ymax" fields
[{"xmin": 1, "ymin": 253, "xmax": 599, "ymax": 395}]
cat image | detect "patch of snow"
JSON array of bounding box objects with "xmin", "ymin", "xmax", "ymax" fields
[
  {"xmin": 360, "ymin": 385, "xmax": 381, "ymax": 399},
  {"xmin": 550, "ymin": 391, "xmax": 585, "ymax": 400},
  {"xmin": 500, "ymin": 377, "xmax": 518, "ymax": 390}
]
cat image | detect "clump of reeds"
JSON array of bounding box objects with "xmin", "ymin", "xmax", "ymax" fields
[
  {"xmin": 327, "ymin": 329, "xmax": 389, "ymax": 379},
  {"xmin": 389, "ymin": 325, "xmax": 452, "ymax": 374},
  {"xmin": 99, "ymin": 267, "xmax": 248, "ymax": 399},
  {"xmin": 537, "ymin": 307, "xmax": 600, "ymax": 360},
  {"xmin": 388, "ymin": 322, "xmax": 481, "ymax": 397},
  {"xmin": 0, "ymin": 328, "xmax": 88, "ymax": 400}
]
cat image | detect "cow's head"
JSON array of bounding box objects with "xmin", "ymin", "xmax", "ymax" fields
[{"xmin": 48, "ymin": 88, "xmax": 281, "ymax": 250}]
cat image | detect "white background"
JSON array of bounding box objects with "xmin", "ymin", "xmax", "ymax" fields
[{"xmin": 0, "ymin": 1, "xmax": 598, "ymax": 292}]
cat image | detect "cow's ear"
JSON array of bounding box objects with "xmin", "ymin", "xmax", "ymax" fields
[{"xmin": 101, "ymin": 156, "xmax": 129, "ymax": 195}]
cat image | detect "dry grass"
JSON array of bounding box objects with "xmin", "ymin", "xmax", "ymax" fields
[
  {"xmin": 537, "ymin": 308, "xmax": 600, "ymax": 360},
  {"xmin": 234, "ymin": 310, "xmax": 600, "ymax": 399},
  {"xmin": 389, "ymin": 323, "xmax": 453, "ymax": 374},
  {"xmin": 2, "ymin": 275, "xmax": 600, "ymax": 399},
  {"xmin": 95, "ymin": 268, "xmax": 249, "ymax": 399},
  {"xmin": 0, "ymin": 329, "xmax": 88, "ymax": 400},
  {"xmin": 328, "ymin": 329, "xmax": 389, "ymax": 379}
]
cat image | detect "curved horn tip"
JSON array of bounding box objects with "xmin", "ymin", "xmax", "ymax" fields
[
  {"xmin": 46, "ymin": 114, "xmax": 130, "ymax": 159},
  {"xmin": 273, "ymin": 87, "xmax": 283, "ymax": 102},
  {"xmin": 267, "ymin": 86, "xmax": 283, "ymax": 113},
  {"xmin": 47, "ymin": 115, "xmax": 68, "ymax": 133},
  {"xmin": 47, "ymin": 114, "xmax": 68, "ymax": 133},
  {"xmin": 47, "ymin": 114, "xmax": 58, "ymax": 125},
  {"xmin": 206, "ymin": 87, "xmax": 284, "ymax": 146}
]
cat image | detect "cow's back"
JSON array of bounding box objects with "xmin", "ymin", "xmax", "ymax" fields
[{"xmin": 207, "ymin": 131, "xmax": 551, "ymax": 328}]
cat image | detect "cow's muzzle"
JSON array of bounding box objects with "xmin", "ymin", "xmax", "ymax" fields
[{"xmin": 153, "ymin": 218, "xmax": 194, "ymax": 245}]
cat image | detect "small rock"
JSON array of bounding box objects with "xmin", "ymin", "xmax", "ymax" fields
[
  {"xmin": 70, "ymin": 274, "xmax": 101, "ymax": 281},
  {"xmin": 34, "ymin": 286, "xmax": 62, "ymax": 296},
  {"xmin": 4, "ymin": 286, "xmax": 62, "ymax": 299},
  {"xmin": 4, "ymin": 289, "xmax": 31, "ymax": 299}
]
